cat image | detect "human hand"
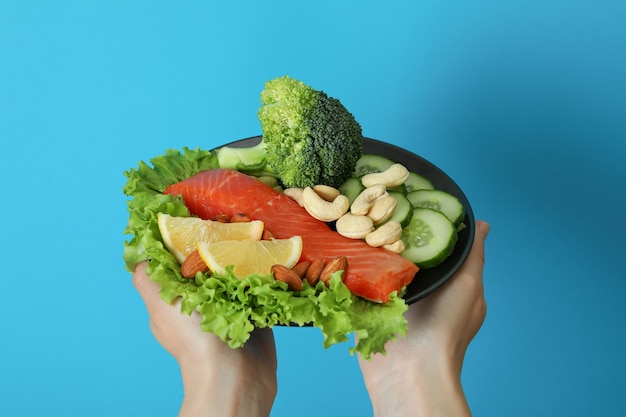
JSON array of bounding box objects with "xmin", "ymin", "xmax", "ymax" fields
[
  {"xmin": 133, "ymin": 262, "xmax": 278, "ymax": 417},
  {"xmin": 358, "ymin": 220, "xmax": 490, "ymax": 417}
]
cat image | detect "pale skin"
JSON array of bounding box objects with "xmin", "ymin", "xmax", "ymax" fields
[
  {"xmin": 358, "ymin": 220, "xmax": 490, "ymax": 417},
  {"xmin": 133, "ymin": 263, "xmax": 278, "ymax": 417},
  {"xmin": 133, "ymin": 220, "xmax": 490, "ymax": 417}
]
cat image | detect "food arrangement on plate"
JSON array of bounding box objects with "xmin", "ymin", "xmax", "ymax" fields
[{"xmin": 123, "ymin": 75, "xmax": 474, "ymax": 359}]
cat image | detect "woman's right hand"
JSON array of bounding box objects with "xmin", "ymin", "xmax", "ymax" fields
[{"xmin": 133, "ymin": 262, "xmax": 278, "ymax": 417}]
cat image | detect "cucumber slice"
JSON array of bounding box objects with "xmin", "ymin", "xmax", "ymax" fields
[
  {"xmin": 404, "ymin": 172, "xmax": 435, "ymax": 192},
  {"xmin": 338, "ymin": 177, "xmax": 364, "ymax": 205},
  {"xmin": 387, "ymin": 183, "xmax": 407, "ymax": 195},
  {"xmin": 400, "ymin": 208, "xmax": 458, "ymax": 269},
  {"xmin": 387, "ymin": 191, "xmax": 414, "ymax": 228},
  {"xmin": 407, "ymin": 189, "xmax": 465, "ymax": 226},
  {"xmin": 353, "ymin": 154, "xmax": 395, "ymax": 177}
]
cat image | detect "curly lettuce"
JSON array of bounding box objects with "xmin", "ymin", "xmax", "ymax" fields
[{"xmin": 122, "ymin": 146, "xmax": 407, "ymax": 359}]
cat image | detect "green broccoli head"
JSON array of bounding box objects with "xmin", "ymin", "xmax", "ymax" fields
[{"xmin": 258, "ymin": 76, "xmax": 363, "ymax": 188}]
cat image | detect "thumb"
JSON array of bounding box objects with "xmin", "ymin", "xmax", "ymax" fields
[
  {"xmin": 476, "ymin": 220, "xmax": 489, "ymax": 251},
  {"xmin": 463, "ymin": 220, "xmax": 489, "ymax": 277},
  {"xmin": 476, "ymin": 220, "xmax": 490, "ymax": 243},
  {"xmin": 132, "ymin": 261, "xmax": 162, "ymax": 311}
]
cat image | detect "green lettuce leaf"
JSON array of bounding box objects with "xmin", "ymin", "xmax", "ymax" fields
[{"xmin": 122, "ymin": 146, "xmax": 408, "ymax": 359}]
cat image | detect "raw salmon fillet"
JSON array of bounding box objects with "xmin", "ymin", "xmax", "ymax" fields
[{"xmin": 164, "ymin": 169, "xmax": 419, "ymax": 303}]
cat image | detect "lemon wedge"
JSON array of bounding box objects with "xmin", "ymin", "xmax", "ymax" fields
[
  {"xmin": 157, "ymin": 213, "xmax": 264, "ymax": 263},
  {"xmin": 197, "ymin": 236, "xmax": 303, "ymax": 277}
]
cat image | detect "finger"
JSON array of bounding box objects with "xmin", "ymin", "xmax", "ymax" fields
[
  {"xmin": 132, "ymin": 261, "xmax": 162, "ymax": 311},
  {"xmin": 252, "ymin": 327, "xmax": 278, "ymax": 362},
  {"xmin": 476, "ymin": 220, "xmax": 490, "ymax": 244},
  {"xmin": 461, "ymin": 220, "xmax": 489, "ymax": 278}
]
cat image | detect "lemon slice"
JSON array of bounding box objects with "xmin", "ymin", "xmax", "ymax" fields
[
  {"xmin": 197, "ymin": 236, "xmax": 303, "ymax": 278},
  {"xmin": 158, "ymin": 213, "xmax": 264, "ymax": 263}
]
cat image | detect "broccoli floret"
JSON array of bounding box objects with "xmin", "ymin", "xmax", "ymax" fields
[
  {"xmin": 216, "ymin": 76, "xmax": 363, "ymax": 188},
  {"xmin": 258, "ymin": 76, "xmax": 363, "ymax": 188}
]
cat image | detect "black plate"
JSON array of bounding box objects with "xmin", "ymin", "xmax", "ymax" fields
[{"xmin": 218, "ymin": 136, "xmax": 475, "ymax": 304}]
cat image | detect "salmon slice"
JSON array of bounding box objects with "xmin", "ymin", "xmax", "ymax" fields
[{"xmin": 164, "ymin": 169, "xmax": 419, "ymax": 303}]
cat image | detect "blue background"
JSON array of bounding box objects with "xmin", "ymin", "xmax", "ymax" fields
[{"xmin": 1, "ymin": 1, "xmax": 625, "ymax": 416}]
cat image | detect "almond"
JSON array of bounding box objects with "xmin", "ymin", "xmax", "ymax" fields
[
  {"xmin": 180, "ymin": 249, "xmax": 209, "ymax": 278},
  {"xmin": 262, "ymin": 228, "xmax": 275, "ymax": 240},
  {"xmin": 212, "ymin": 214, "xmax": 231, "ymax": 223},
  {"xmin": 319, "ymin": 256, "xmax": 348, "ymax": 286},
  {"xmin": 305, "ymin": 258, "xmax": 325, "ymax": 286},
  {"xmin": 291, "ymin": 261, "xmax": 310, "ymax": 278},
  {"xmin": 230, "ymin": 213, "xmax": 251, "ymax": 223},
  {"xmin": 271, "ymin": 264, "xmax": 303, "ymax": 291}
]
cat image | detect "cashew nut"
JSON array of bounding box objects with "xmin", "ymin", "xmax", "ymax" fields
[
  {"xmin": 302, "ymin": 187, "xmax": 350, "ymax": 222},
  {"xmin": 365, "ymin": 221, "xmax": 403, "ymax": 247},
  {"xmin": 383, "ymin": 240, "xmax": 405, "ymax": 254},
  {"xmin": 284, "ymin": 187, "xmax": 305, "ymax": 207},
  {"xmin": 367, "ymin": 195, "xmax": 398, "ymax": 225},
  {"xmin": 351, "ymin": 184, "xmax": 387, "ymax": 215},
  {"xmin": 361, "ymin": 163, "xmax": 410, "ymax": 188},
  {"xmin": 313, "ymin": 184, "xmax": 340, "ymax": 201},
  {"xmin": 336, "ymin": 213, "xmax": 374, "ymax": 239}
]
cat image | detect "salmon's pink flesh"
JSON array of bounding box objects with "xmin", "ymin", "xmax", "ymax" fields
[{"xmin": 164, "ymin": 169, "xmax": 419, "ymax": 303}]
